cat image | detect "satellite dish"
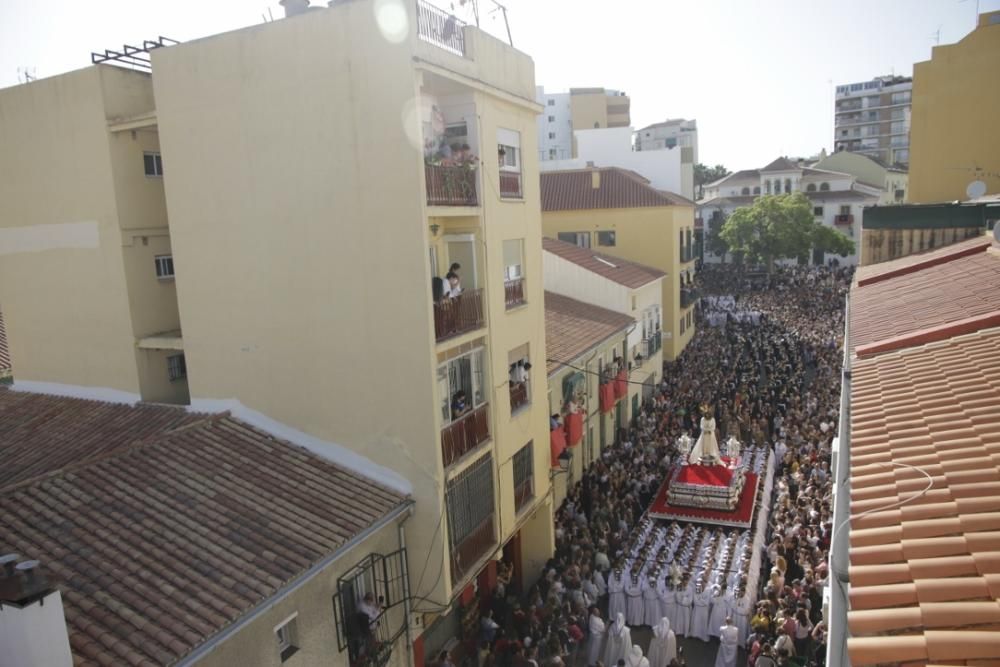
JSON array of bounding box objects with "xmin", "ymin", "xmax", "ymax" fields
[
  {"xmin": 967, "ymin": 180, "xmax": 987, "ymax": 199},
  {"xmin": 993, "ymin": 220, "xmax": 1000, "ymax": 244}
]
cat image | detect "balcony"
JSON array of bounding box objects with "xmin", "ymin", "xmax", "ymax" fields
[
  {"xmin": 416, "ymin": 0, "xmax": 466, "ymax": 56},
  {"xmin": 425, "ymin": 164, "xmax": 478, "ymax": 207},
  {"xmin": 834, "ymin": 214, "xmax": 855, "ymax": 226},
  {"xmin": 504, "ymin": 278, "xmax": 525, "ymax": 309},
  {"xmin": 441, "ymin": 403, "xmax": 490, "ymax": 467},
  {"xmin": 681, "ymin": 247, "xmax": 695, "ymax": 263},
  {"xmin": 680, "ymin": 288, "xmax": 699, "ymax": 309},
  {"xmin": 499, "ymin": 171, "xmax": 523, "ymax": 199},
  {"xmin": 450, "ymin": 514, "xmax": 495, "ymax": 585},
  {"xmin": 434, "ymin": 288, "xmax": 485, "ymax": 342},
  {"xmin": 509, "ymin": 381, "xmax": 529, "ymax": 413}
]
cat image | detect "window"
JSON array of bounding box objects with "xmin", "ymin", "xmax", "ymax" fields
[
  {"xmin": 680, "ymin": 316, "xmax": 686, "ymax": 335},
  {"xmin": 275, "ymin": 616, "xmax": 299, "ymax": 662},
  {"xmin": 753, "ymin": 186, "xmax": 761, "ymax": 195},
  {"xmin": 557, "ymin": 231, "xmax": 591, "ymax": 248},
  {"xmin": 445, "ymin": 453, "xmax": 496, "ymax": 583},
  {"xmin": 806, "ymin": 183, "xmax": 817, "ymax": 193},
  {"xmin": 503, "ymin": 239, "xmax": 523, "ymax": 281},
  {"xmin": 784, "ymin": 178, "xmax": 792, "ymax": 193},
  {"xmin": 894, "ymin": 189, "xmax": 905, "ymax": 203},
  {"xmin": 548, "ymin": 132, "xmax": 556, "ymax": 140},
  {"xmin": 597, "ymin": 230, "xmax": 616, "ymax": 247},
  {"xmin": 839, "ymin": 205, "xmax": 851, "ymax": 216},
  {"xmin": 548, "ymin": 148, "xmax": 557, "ymax": 160},
  {"xmin": 813, "ymin": 206, "xmax": 823, "ymax": 216},
  {"xmin": 764, "ymin": 181, "xmax": 771, "ymax": 194},
  {"xmin": 167, "ymin": 354, "xmax": 186, "ymax": 382},
  {"xmin": 154, "ymin": 254, "xmax": 175, "ymax": 279},
  {"xmin": 891, "ymin": 91, "xmax": 911, "ymax": 105},
  {"xmin": 499, "ymin": 144, "xmax": 519, "ymax": 170},
  {"xmin": 894, "ymin": 149, "xmax": 909, "ymax": 163},
  {"xmin": 548, "ymin": 115, "xmax": 555, "ymax": 122},
  {"xmin": 741, "ymin": 187, "xmax": 750, "ymax": 195},
  {"xmin": 547, "ymin": 99, "xmax": 555, "ymax": 106},
  {"xmin": 143, "ymin": 151, "xmax": 164, "ymax": 177},
  {"xmin": 438, "ymin": 348, "xmax": 487, "ymax": 424},
  {"xmin": 513, "ymin": 442, "xmax": 534, "ymax": 512},
  {"xmin": 686, "ymin": 311, "xmax": 692, "ymax": 327},
  {"xmin": 819, "ymin": 182, "xmax": 830, "ymax": 192},
  {"xmin": 593, "ymin": 122, "xmax": 600, "ymax": 129}
]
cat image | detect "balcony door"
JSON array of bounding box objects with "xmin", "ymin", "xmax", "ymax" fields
[{"xmin": 445, "ymin": 235, "xmax": 478, "ymax": 289}]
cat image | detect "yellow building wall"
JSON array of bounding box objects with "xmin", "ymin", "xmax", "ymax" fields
[
  {"xmin": 541, "ymin": 205, "xmax": 695, "ymax": 360},
  {"xmin": 0, "ymin": 66, "xmax": 155, "ymax": 395},
  {"xmin": 197, "ymin": 513, "xmax": 408, "ymax": 667},
  {"xmin": 152, "ymin": 0, "xmax": 552, "ymax": 609},
  {"xmin": 860, "ymin": 226, "xmax": 984, "ymax": 265},
  {"xmin": 909, "ymin": 12, "xmax": 1000, "ymax": 203}
]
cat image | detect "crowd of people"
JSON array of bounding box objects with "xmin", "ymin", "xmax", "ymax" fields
[{"xmin": 461, "ymin": 264, "xmax": 851, "ymax": 667}]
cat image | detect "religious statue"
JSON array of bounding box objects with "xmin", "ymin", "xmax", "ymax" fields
[
  {"xmin": 688, "ymin": 404, "xmax": 721, "ymax": 466},
  {"xmin": 724, "ymin": 435, "xmax": 741, "ymax": 463},
  {"xmin": 675, "ymin": 433, "xmax": 693, "ymax": 462}
]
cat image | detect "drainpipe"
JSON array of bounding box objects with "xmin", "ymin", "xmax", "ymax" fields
[{"xmin": 827, "ymin": 292, "xmax": 852, "ymax": 667}]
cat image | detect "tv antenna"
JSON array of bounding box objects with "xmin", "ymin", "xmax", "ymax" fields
[
  {"xmin": 17, "ymin": 67, "xmax": 36, "ymax": 83},
  {"xmin": 453, "ymin": 0, "xmax": 512, "ymax": 46}
]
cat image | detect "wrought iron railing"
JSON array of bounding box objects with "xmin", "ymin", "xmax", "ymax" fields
[
  {"xmin": 415, "ymin": 0, "xmax": 466, "ymax": 55},
  {"xmin": 441, "ymin": 403, "xmax": 490, "ymax": 467},
  {"xmin": 425, "ymin": 164, "xmax": 477, "ymax": 206},
  {"xmin": 433, "ymin": 288, "xmax": 485, "ymax": 342},
  {"xmin": 680, "ymin": 288, "xmax": 699, "ymax": 309},
  {"xmin": 514, "ymin": 478, "xmax": 533, "ymax": 513},
  {"xmin": 450, "ymin": 514, "xmax": 495, "ymax": 585},
  {"xmin": 504, "ymin": 278, "xmax": 525, "ymax": 309},
  {"xmin": 499, "ymin": 171, "xmax": 522, "ymax": 199},
  {"xmin": 509, "ymin": 381, "xmax": 529, "ymax": 413}
]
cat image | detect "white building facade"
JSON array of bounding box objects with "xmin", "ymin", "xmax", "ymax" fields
[
  {"xmin": 698, "ymin": 157, "xmax": 880, "ymax": 266},
  {"xmin": 634, "ymin": 118, "xmax": 699, "ymax": 164},
  {"xmin": 834, "ymin": 75, "xmax": 912, "ymax": 166},
  {"xmin": 536, "ymin": 86, "xmax": 574, "ymax": 161}
]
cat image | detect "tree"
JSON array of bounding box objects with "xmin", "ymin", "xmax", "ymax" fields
[
  {"xmin": 705, "ymin": 208, "xmax": 731, "ymax": 260},
  {"xmin": 719, "ymin": 193, "xmax": 855, "ymax": 271},
  {"xmin": 694, "ymin": 163, "xmax": 731, "ymax": 199}
]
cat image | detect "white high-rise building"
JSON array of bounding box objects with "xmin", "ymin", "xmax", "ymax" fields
[
  {"xmin": 536, "ymin": 86, "xmax": 630, "ymax": 161},
  {"xmin": 634, "ymin": 118, "xmax": 699, "ymax": 164}
]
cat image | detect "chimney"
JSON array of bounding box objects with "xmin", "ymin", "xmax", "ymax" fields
[
  {"xmin": 0, "ymin": 556, "xmax": 73, "ymax": 667},
  {"xmin": 279, "ymin": 0, "xmax": 310, "ymax": 17},
  {"xmin": 591, "ymin": 169, "xmax": 601, "ymax": 190}
]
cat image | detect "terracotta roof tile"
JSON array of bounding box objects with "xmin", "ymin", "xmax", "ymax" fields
[
  {"xmin": 540, "ymin": 167, "xmax": 692, "ymax": 211},
  {"xmin": 854, "ymin": 236, "xmax": 992, "ymax": 287},
  {"xmin": 542, "ymin": 238, "xmax": 665, "ymax": 288},
  {"xmin": 544, "ymin": 291, "xmax": 633, "ymax": 375},
  {"xmin": 0, "ymin": 389, "xmax": 408, "ymax": 666},
  {"xmin": 849, "ymin": 249, "xmax": 1000, "ymax": 354},
  {"xmin": 846, "ymin": 326, "xmax": 1000, "ymax": 665}
]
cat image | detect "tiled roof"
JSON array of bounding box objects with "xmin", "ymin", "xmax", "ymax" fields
[
  {"xmin": 760, "ymin": 156, "xmax": 799, "ymax": 172},
  {"xmin": 0, "ymin": 308, "xmax": 9, "ymax": 375},
  {"xmin": 540, "ymin": 167, "xmax": 692, "ymax": 211},
  {"xmin": 846, "ymin": 326, "xmax": 1000, "ymax": 666},
  {"xmin": 850, "ymin": 248, "xmax": 1000, "ymax": 354},
  {"xmin": 705, "ymin": 169, "xmax": 759, "ymax": 188},
  {"xmin": 542, "ymin": 237, "xmax": 665, "ymax": 288},
  {"xmin": 854, "ymin": 236, "xmax": 992, "ymax": 287},
  {"xmin": 805, "ymin": 189, "xmax": 875, "ymax": 202},
  {"xmin": 0, "ymin": 389, "xmax": 408, "ymax": 667},
  {"xmin": 544, "ymin": 291, "xmax": 633, "ymax": 375}
]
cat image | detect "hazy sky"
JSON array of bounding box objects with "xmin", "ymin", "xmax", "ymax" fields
[{"xmin": 1, "ymin": 0, "xmax": 993, "ymax": 168}]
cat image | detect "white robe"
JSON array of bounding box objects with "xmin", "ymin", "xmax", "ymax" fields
[
  {"xmin": 608, "ymin": 571, "xmax": 627, "ymax": 621},
  {"xmin": 593, "ymin": 570, "xmax": 608, "ymax": 597},
  {"xmin": 603, "ymin": 614, "xmax": 632, "ymax": 667},
  {"xmin": 708, "ymin": 590, "xmax": 733, "ymax": 639},
  {"xmin": 647, "ymin": 618, "xmax": 678, "ymax": 667},
  {"xmin": 657, "ymin": 582, "xmax": 677, "ymax": 628},
  {"xmin": 733, "ymin": 594, "xmax": 753, "ymax": 647},
  {"xmin": 714, "ymin": 623, "xmax": 739, "ymax": 667},
  {"xmin": 642, "ymin": 579, "xmax": 661, "ymax": 627},
  {"xmin": 586, "ymin": 614, "xmax": 606, "ymax": 667},
  {"xmin": 690, "ymin": 588, "xmax": 712, "ymax": 641},
  {"xmin": 624, "ymin": 646, "xmax": 650, "ymax": 667},
  {"xmin": 675, "ymin": 588, "xmax": 693, "ymax": 636},
  {"xmin": 625, "ymin": 577, "xmax": 644, "ymax": 627},
  {"xmin": 689, "ymin": 416, "xmax": 721, "ymax": 465}
]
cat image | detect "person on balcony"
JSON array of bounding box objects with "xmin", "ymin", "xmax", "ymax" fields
[
  {"xmin": 445, "ymin": 271, "xmax": 462, "ymax": 298},
  {"xmin": 451, "ymin": 391, "xmax": 470, "ymax": 419}
]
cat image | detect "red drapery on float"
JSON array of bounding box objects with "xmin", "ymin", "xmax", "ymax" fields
[
  {"xmin": 550, "ymin": 427, "xmax": 567, "ymax": 468},
  {"xmin": 614, "ymin": 369, "xmax": 628, "ymax": 399},
  {"xmin": 599, "ymin": 382, "xmax": 616, "ymax": 413},
  {"xmin": 565, "ymin": 412, "xmax": 583, "ymax": 446}
]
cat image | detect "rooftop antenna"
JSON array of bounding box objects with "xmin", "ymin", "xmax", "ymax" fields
[
  {"xmin": 932, "ymin": 26, "xmax": 941, "ymax": 45},
  {"xmin": 17, "ymin": 67, "xmax": 36, "ymax": 83},
  {"xmin": 487, "ymin": 0, "xmax": 512, "ymax": 46}
]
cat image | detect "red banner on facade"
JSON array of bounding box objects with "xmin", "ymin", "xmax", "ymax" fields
[
  {"xmin": 550, "ymin": 427, "xmax": 567, "ymax": 468},
  {"xmin": 599, "ymin": 383, "xmax": 616, "ymax": 413},
  {"xmin": 565, "ymin": 412, "xmax": 584, "ymax": 446},
  {"xmin": 614, "ymin": 369, "xmax": 628, "ymax": 399}
]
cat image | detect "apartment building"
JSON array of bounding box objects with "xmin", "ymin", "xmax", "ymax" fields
[
  {"xmin": 698, "ymin": 157, "xmax": 880, "ymax": 266},
  {"xmin": 536, "ymin": 86, "xmax": 630, "ymax": 161},
  {"xmin": 909, "ymin": 10, "xmax": 1000, "ymax": 203},
  {"xmin": 634, "ymin": 118, "xmax": 699, "ymax": 164},
  {"xmin": 833, "ymin": 75, "xmax": 912, "ymax": 166},
  {"xmin": 540, "ymin": 167, "xmax": 696, "ymax": 360},
  {"xmin": 0, "ymin": 0, "xmax": 554, "ymax": 659}
]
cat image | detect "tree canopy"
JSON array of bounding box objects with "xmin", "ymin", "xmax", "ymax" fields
[
  {"xmin": 694, "ymin": 163, "xmax": 730, "ymax": 199},
  {"xmin": 718, "ymin": 193, "xmax": 855, "ymax": 269}
]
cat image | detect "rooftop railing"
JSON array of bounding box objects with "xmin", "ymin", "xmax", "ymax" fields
[{"xmin": 416, "ymin": 0, "xmax": 466, "ymax": 56}]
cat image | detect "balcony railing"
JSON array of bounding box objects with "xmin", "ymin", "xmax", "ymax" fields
[
  {"xmin": 680, "ymin": 288, "xmax": 699, "ymax": 309},
  {"xmin": 834, "ymin": 214, "xmax": 855, "ymax": 225},
  {"xmin": 450, "ymin": 514, "xmax": 495, "ymax": 584},
  {"xmin": 425, "ymin": 164, "xmax": 478, "ymax": 206},
  {"xmin": 441, "ymin": 403, "xmax": 490, "ymax": 467},
  {"xmin": 416, "ymin": 0, "xmax": 466, "ymax": 56},
  {"xmin": 681, "ymin": 247, "xmax": 695, "ymax": 263},
  {"xmin": 434, "ymin": 288, "xmax": 485, "ymax": 342},
  {"xmin": 509, "ymin": 381, "xmax": 529, "ymax": 413},
  {"xmin": 504, "ymin": 278, "xmax": 525, "ymax": 309},
  {"xmin": 499, "ymin": 171, "xmax": 522, "ymax": 199}
]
